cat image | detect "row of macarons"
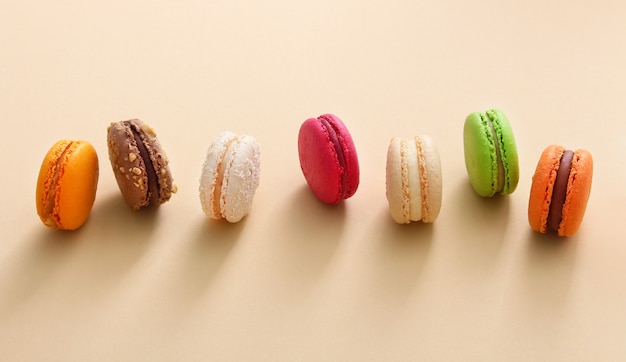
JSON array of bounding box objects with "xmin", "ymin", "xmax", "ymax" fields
[
  {"xmin": 35, "ymin": 110, "xmax": 593, "ymax": 236},
  {"xmin": 298, "ymin": 111, "xmax": 593, "ymax": 236}
]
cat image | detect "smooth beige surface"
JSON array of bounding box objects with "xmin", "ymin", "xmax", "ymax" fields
[{"xmin": 2, "ymin": 0, "xmax": 626, "ymax": 360}]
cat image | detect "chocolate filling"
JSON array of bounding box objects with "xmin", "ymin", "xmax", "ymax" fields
[
  {"xmin": 319, "ymin": 116, "xmax": 347, "ymax": 199},
  {"xmin": 130, "ymin": 124, "xmax": 159, "ymax": 207},
  {"xmin": 547, "ymin": 150, "xmax": 574, "ymax": 232}
]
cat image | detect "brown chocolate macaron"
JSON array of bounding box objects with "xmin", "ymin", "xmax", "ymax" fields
[{"xmin": 107, "ymin": 119, "xmax": 176, "ymax": 210}]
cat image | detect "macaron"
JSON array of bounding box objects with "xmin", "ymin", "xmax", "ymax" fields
[
  {"xmin": 298, "ymin": 114, "xmax": 360, "ymax": 204},
  {"xmin": 528, "ymin": 145, "xmax": 593, "ymax": 236},
  {"xmin": 386, "ymin": 135, "xmax": 442, "ymax": 224},
  {"xmin": 107, "ymin": 119, "xmax": 176, "ymax": 210},
  {"xmin": 199, "ymin": 131, "xmax": 261, "ymax": 223},
  {"xmin": 463, "ymin": 109, "xmax": 519, "ymax": 197},
  {"xmin": 36, "ymin": 140, "xmax": 99, "ymax": 230}
]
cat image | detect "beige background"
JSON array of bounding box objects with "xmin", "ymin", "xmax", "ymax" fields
[{"xmin": 1, "ymin": 0, "xmax": 626, "ymax": 360}]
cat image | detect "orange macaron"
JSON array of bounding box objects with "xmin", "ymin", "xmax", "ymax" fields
[
  {"xmin": 36, "ymin": 140, "xmax": 99, "ymax": 230},
  {"xmin": 528, "ymin": 145, "xmax": 593, "ymax": 236}
]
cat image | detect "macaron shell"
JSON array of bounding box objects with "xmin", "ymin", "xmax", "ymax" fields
[
  {"xmin": 418, "ymin": 135, "xmax": 442, "ymax": 223},
  {"xmin": 107, "ymin": 119, "xmax": 174, "ymax": 210},
  {"xmin": 221, "ymin": 135, "xmax": 261, "ymax": 222},
  {"xmin": 559, "ymin": 149, "xmax": 593, "ymax": 236},
  {"xmin": 488, "ymin": 109, "xmax": 519, "ymax": 194},
  {"xmin": 322, "ymin": 114, "xmax": 360, "ymax": 199},
  {"xmin": 36, "ymin": 140, "xmax": 99, "ymax": 230},
  {"xmin": 137, "ymin": 121, "xmax": 175, "ymax": 206},
  {"xmin": 298, "ymin": 114, "xmax": 359, "ymax": 204},
  {"xmin": 464, "ymin": 112, "xmax": 499, "ymax": 197},
  {"xmin": 108, "ymin": 121, "xmax": 150, "ymax": 209},
  {"xmin": 386, "ymin": 137, "xmax": 410, "ymax": 223},
  {"xmin": 528, "ymin": 145, "xmax": 564, "ymax": 233},
  {"xmin": 200, "ymin": 131, "xmax": 238, "ymax": 219},
  {"xmin": 36, "ymin": 139, "xmax": 71, "ymax": 225}
]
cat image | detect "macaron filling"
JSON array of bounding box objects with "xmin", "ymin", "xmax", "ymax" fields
[
  {"xmin": 547, "ymin": 150, "xmax": 574, "ymax": 232},
  {"xmin": 42, "ymin": 141, "xmax": 73, "ymax": 227},
  {"xmin": 319, "ymin": 115, "xmax": 348, "ymax": 199},
  {"xmin": 213, "ymin": 136, "xmax": 239, "ymax": 218},
  {"xmin": 484, "ymin": 112, "xmax": 505, "ymax": 193},
  {"xmin": 129, "ymin": 123, "xmax": 159, "ymax": 207}
]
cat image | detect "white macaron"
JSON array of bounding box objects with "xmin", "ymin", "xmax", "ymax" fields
[{"xmin": 199, "ymin": 131, "xmax": 261, "ymax": 223}]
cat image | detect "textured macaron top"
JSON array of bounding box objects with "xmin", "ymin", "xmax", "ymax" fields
[
  {"xmin": 386, "ymin": 135, "xmax": 442, "ymax": 224},
  {"xmin": 107, "ymin": 119, "xmax": 175, "ymax": 210},
  {"xmin": 298, "ymin": 114, "xmax": 360, "ymax": 204},
  {"xmin": 36, "ymin": 139, "xmax": 99, "ymax": 230},
  {"xmin": 528, "ymin": 145, "xmax": 593, "ymax": 236},
  {"xmin": 463, "ymin": 109, "xmax": 519, "ymax": 197},
  {"xmin": 199, "ymin": 131, "xmax": 261, "ymax": 223}
]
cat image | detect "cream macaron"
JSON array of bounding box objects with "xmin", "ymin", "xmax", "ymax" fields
[{"xmin": 385, "ymin": 135, "xmax": 442, "ymax": 224}]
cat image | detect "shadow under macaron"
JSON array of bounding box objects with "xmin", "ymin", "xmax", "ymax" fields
[
  {"xmin": 3, "ymin": 194, "xmax": 160, "ymax": 312},
  {"xmin": 90, "ymin": 192, "xmax": 161, "ymax": 230},
  {"xmin": 287, "ymin": 185, "xmax": 347, "ymax": 239},
  {"xmin": 354, "ymin": 210, "xmax": 434, "ymax": 308},
  {"xmin": 510, "ymin": 228, "xmax": 578, "ymax": 321},
  {"xmin": 379, "ymin": 211, "xmax": 436, "ymax": 242},
  {"xmin": 1, "ymin": 226, "xmax": 83, "ymax": 314},
  {"xmin": 194, "ymin": 216, "xmax": 246, "ymax": 242},
  {"xmin": 59, "ymin": 193, "xmax": 158, "ymax": 289},
  {"xmin": 161, "ymin": 217, "xmax": 241, "ymax": 302},
  {"xmin": 447, "ymin": 180, "xmax": 511, "ymax": 275},
  {"xmin": 268, "ymin": 185, "xmax": 346, "ymax": 288}
]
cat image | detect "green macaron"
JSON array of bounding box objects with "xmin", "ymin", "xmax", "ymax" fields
[{"xmin": 463, "ymin": 109, "xmax": 519, "ymax": 197}]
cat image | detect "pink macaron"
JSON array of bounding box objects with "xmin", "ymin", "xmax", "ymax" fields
[{"xmin": 298, "ymin": 114, "xmax": 360, "ymax": 204}]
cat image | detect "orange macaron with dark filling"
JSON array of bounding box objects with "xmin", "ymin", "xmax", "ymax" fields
[
  {"xmin": 528, "ymin": 145, "xmax": 593, "ymax": 236},
  {"xmin": 36, "ymin": 140, "xmax": 99, "ymax": 230}
]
